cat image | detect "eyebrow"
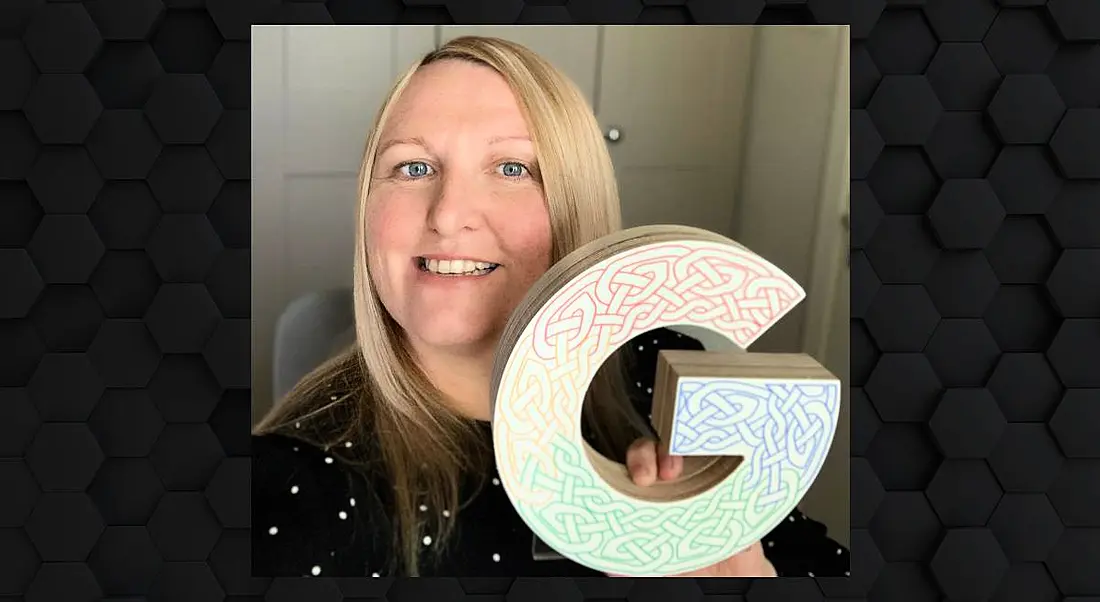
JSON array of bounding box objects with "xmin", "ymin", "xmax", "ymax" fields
[
  {"xmin": 375, "ymin": 134, "xmax": 532, "ymax": 156},
  {"xmin": 486, "ymin": 135, "xmax": 532, "ymax": 145},
  {"xmin": 376, "ymin": 136, "xmax": 428, "ymax": 156}
]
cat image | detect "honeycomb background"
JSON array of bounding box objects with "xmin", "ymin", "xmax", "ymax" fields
[{"xmin": 1, "ymin": 0, "xmax": 1098, "ymax": 600}]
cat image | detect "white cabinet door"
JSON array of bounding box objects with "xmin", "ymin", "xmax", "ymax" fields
[
  {"xmin": 284, "ymin": 26, "xmax": 436, "ymax": 176},
  {"xmin": 595, "ymin": 26, "xmax": 755, "ymax": 240},
  {"xmin": 795, "ymin": 32, "xmax": 851, "ymax": 545},
  {"xmin": 731, "ymin": 26, "xmax": 847, "ymax": 354}
]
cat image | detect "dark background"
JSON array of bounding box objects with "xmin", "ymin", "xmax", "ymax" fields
[{"xmin": 1, "ymin": 0, "xmax": 1098, "ymax": 600}]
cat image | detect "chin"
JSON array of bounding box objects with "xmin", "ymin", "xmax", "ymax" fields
[{"xmin": 406, "ymin": 313, "xmax": 500, "ymax": 353}]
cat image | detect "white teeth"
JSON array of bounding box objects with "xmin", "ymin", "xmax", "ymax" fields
[{"xmin": 422, "ymin": 258, "xmax": 497, "ymax": 275}]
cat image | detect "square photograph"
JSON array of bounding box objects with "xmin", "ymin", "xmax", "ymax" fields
[{"xmin": 248, "ymin": 24, "xmax": 850, "ymax": 579}]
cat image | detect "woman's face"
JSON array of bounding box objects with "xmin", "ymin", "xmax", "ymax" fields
[{"xmin": 366, "ymin": 59, "xmax": 553, "ymax": 356}]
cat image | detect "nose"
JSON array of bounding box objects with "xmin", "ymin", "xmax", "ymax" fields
[{"xmin": 426, "ymin": 170, "xmax": 485, "ymax": 235}]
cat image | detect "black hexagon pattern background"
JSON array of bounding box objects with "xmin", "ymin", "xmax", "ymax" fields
[{"xmin": 1, "ymin": 1, "xmax": 1098, "ymax": 600}]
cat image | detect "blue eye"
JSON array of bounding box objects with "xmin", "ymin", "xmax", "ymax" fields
[
  {"xmin": 399, "ymin": 162, "xmax": 432, "ymax": 178},
  {"xmin": 499, "ymin": 162, "xmax": 527, "ymax": 178}
]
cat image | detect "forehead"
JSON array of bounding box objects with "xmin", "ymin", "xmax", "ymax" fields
[{"xmin": 383, "ymin": 59, "xmax": 530, "ymax": 135}]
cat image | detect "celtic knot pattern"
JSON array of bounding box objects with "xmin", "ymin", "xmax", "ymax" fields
[
  {"xmin": 513, "ymin": 430, "xmax": 822, "ymax": 575},
  {"xmin": 670, "ymin": 379, "xmax": 839, "ymax": 504},
  {"xmin": 671, "ymin": 381, "xmax": 838, "ymax": 459},
  {"xmin": 494, "ymin": 238, "xmax": 839, "ymax": 575},
  {"xmin": 530, "ymin": 243, "xmax": 803, "ymax": 361}
]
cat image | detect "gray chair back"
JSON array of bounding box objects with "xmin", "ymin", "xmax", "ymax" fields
[{"xmin": 272, "ymin": 288, "xmax": 356, "ymax": 402}]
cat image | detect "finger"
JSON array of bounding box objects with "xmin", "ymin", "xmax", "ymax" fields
[
  {"xmin": 656, "ymin": 446, "xmax": 683, "ymax": 481},
  {"xmin": 732, "ymin": 541, "xmax": 764, "ymax": 560},
  {"xmin": 675, "ymin": 541, "xmax": 774, "ymax": 577},
  {"xmin": 625, "ymin": 438, "xmax": 658, "ymax": 486},
  {"xmin": 730, "ymin": 542, "xmax": 777, "ymax": 577}
]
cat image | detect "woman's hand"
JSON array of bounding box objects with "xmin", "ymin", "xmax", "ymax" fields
[{"xmin": 612, "ymin": 437, "xmax": 778, "ymax": 578}]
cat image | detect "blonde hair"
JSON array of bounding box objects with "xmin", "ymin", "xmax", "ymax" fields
[{"xmin": 254, "ymin": 36, "xmax": 644, "ymax": 576}]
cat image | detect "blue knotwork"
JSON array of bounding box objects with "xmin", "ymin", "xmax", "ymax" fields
[{"xmin": 670, "ymin": 380, "xmax": 840, "ymax": 496}]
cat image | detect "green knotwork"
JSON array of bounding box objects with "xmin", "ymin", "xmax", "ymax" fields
[{"xmin": 513, "ymin": 433, "xmax": 800, "ymax": 575}]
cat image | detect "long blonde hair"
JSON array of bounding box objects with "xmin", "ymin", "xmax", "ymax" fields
[{"xmin": 254, "ymin": 35, "xmax": 645, "ymax": 576}]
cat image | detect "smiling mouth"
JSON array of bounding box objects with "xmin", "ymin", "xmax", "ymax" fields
[{"xmin": 417, "ymin": 257, "xmax": 500, "ymax": 276}]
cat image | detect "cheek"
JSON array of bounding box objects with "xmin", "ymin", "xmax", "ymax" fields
[
  {"xmin": 491, "ymin": 191, "xmax": 553, "ymax": 276},
  {"xmin": 365, "ymin": 194, "xmax": 423, "ymax": 281}
]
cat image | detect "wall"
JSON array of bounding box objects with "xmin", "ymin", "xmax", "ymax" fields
[{"xmin": 732, "ymin": 26, "xmax": 848, "ymax": 354}]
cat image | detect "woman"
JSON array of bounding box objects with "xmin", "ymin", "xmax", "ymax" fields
[{"xmin": 252, "ymin": 35, "xmax": 849, "ymax": 578}]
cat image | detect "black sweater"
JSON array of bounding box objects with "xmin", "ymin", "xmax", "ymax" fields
[{"xmin": 251, "ymin": 328, "xmax": 850, "ymax": 578}]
